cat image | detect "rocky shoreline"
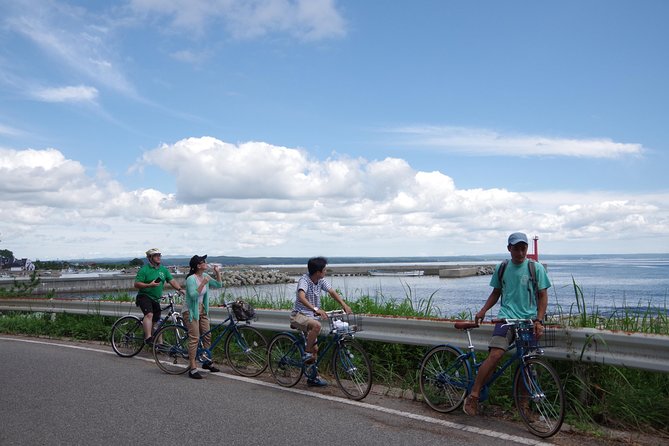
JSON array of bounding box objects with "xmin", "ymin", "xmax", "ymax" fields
[{"xmin": 218, "ymin": 268, "xmax": 294, "ymax": 286}]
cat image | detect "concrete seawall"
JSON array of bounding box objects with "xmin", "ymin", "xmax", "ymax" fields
[{"xmin": 0, "ymin": 264, "xmax": 494, "ymax": 295}]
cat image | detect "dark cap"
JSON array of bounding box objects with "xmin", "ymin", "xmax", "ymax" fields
[{"xmin": 189, "ymin": 254, "xmax": 207, "ymax": 269}]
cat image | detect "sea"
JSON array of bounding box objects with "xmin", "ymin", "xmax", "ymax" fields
[{"xmin": 217, "ymin": 254, "xmax": 669, "ymax": 318}]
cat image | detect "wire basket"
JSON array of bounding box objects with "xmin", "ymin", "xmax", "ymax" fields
[
  {"xmin": 517, "ymin": 325, "xmax": 556, "ymax": 349},
  {"xmin": 328, "ymin": 313, "xmax": 363, "ymax": 334}
]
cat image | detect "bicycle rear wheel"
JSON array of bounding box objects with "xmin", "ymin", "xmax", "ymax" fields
[
  {"xmin": 419, "ymin": 345, "xmax": 471, "ymax": 413},
  {"xmin": 332, "ymin": 340, "xmax": 372, "ymax": 400},
  {"xmin": 514, "ymin": 357, "xmax": 565, "ymax": 438},
  {"xmin": 111, "ymin": 316, "xmax": 144, "ymax": 357},
  {"xmin": 268, "ymin": 333, "xmax": 304, "ymax": 387},
  {"xmin": 153, "ymin": 324, "xmax": 190, "ymax": 375},
  {"xmin": 225, "ymin": 325, "xmax": 268, "ymax": 377}
]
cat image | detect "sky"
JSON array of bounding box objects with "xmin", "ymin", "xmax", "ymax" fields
[{"xmin": 1, "ymin": 0, "xmax": 668, "ymax": 261}]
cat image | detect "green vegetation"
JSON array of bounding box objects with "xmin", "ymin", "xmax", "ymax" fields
[
  {"xmin": 0, "ymin": 271, "xmax": 41, "ymax": 298},
  {"xmin": 0, "ymin": 312, "xmax": 115, "ymax": 341},
  {"xmin": 548, "ymin": 277, "xmax": 669, "ymax": 335}
]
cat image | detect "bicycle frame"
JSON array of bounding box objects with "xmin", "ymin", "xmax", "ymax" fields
[
  {"xmin": 299, "ymin": 327, "xmax": 352, "ymax": 376},
  {"xmin": 111, "ymin": 293, "xmax": 183, "ymax": 357},
  {"xmin": 191, "ymin": 304, "xmax": 251, "ymax": 362},
  {"xmin": 420, "ymin": 319, "xmax": 565, "ymax": 437},
  {"xmin": 444, "ymin": 320, "xmax": 539, "ymax": 402}
]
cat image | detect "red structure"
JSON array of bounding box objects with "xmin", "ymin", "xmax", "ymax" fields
[{"xmin": 527, "ymin": 235, "xmax": 539, "ymax": 261}]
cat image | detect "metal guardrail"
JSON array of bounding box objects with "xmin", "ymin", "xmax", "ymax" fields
[{"xmin": 1, "ymin": 298, "xmax": 668, "ymax": 373}]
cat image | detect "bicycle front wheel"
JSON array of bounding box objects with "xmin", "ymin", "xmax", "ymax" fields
[
  {"xmin": 419, "ymin": 345, "xmax": 471, "ymax": 413},
  {"xmin": 268, "ymin": 333, "xmax": 304, "ymax": 387},
  {"xmin": 514, "ymin": 357, "xmax": 565, "ymax": 438},
  {"xmin": 152, "ymin": 324, "xmax": 190, "ymax": 375},
  {"xmin": 111, "ymin": 316, "xmax": 144, "ymax": 357},
  {"xmin": 332, "ymin": 340, "xmax": 372, "ymax": 400},
  {"xmin": 225, "ymin": 325, "xmax": 268, "ymax": 377}
]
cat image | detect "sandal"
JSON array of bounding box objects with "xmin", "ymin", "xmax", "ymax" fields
[{"xmin": 463, "ymin": 394, "xmax": 479, "ymax": 416}]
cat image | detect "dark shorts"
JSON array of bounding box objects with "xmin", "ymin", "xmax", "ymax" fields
[
  {"xmin": 135, "ymin": 294, "xmax": 161, "ymax": 320},
  {"xmin": 488, "ymin": 322, "xmax": 516, "ymax": 351}
]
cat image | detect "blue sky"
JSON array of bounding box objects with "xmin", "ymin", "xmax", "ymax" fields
[{"xmin": 1, "ymin": 0, "xmax": 668, "ymax": 260}]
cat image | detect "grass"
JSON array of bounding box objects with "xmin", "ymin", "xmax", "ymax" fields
[{"xmin": 548, "ymin": 277, "xmax": 669, "ymax": 334}]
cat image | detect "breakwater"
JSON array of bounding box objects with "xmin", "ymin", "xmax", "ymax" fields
[
  {"xmin": 280, "ymin": 264, "xmax": 495, "ymax": 277},
  {"xmin": 0, "ymin": 264, "xmax": 494, "ymax": 296}
]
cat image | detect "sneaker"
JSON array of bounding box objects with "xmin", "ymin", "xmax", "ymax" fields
[
  {"xmin": 462, "ymin": 394, "xmax": 479, "ymax": 416},
  {"xmin": 188, "ymin": 369, "xmax": 203, "ymax": 379},
  {"xmin": 302, "ymin": 352, "xmax": 316, "ymax": 364},
  {"xmin": 305, "ymin": 365, "xmax": 318, "ymax": 380},
  {"xmin": 144, "ymin": 336, "xmax": 154, "ymax": 346},
  {"xmin": 307, "ymin": 376, "xmax": 328, "ymax": 387},
  {"xmin": 202, "ymin": 362, "xmax": 220, "ymax": 373}
]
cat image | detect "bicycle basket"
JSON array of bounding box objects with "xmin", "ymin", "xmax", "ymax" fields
[
  {"xmin": 517, "ymin": 325, "xmax": 556, "ymax": 349},
  {"xmin": 539, "ymin": 325, "xmax": 556, "ymax": 348},
  {"xmin": 231, "ymin": 300, "xmax": 256, "ymax": 321},
  {"xmin": 328, "ymin": 313, "xmax": 362, "ymax": 334}
]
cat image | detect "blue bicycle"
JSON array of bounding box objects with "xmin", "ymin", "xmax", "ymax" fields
[
  {"xmin": 267, "ymin": 310, "xmax": 372, "ymax": 400},
  {"xmin": 419, "ymin": 319, "xmax": 565, "ymax": 438},
  {"xmin": 152, "ymin": 301, "xmax": 268, "ymax": 377}
]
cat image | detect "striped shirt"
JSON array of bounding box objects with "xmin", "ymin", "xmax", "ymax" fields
[{"xmin": 293, "ymin": 273, "xmax": 332, "ymax": 316}]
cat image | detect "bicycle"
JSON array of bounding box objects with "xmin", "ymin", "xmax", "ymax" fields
[
  {"xmin": 152, "ymin": 301, "xmax": 268, "ymax": 377},
  {"xmin": 110, "ymin": 292, "xmax": 184, "ymax": 357},
  {"xmin": 419, "ymin": 318, "xmax": 565, "ymax": 438},
  {"xmin": 267, "ymin": 310, "xmax": 372, "ymax": 400}
]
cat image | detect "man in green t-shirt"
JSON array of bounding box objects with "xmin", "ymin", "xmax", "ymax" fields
[
  {"xmin": 463, "ymin": 232, "xmax": 551, "ymax": 416},
  {"xmin": 134, "ymin": 248, "xmax": 184, "ymax": 344}
]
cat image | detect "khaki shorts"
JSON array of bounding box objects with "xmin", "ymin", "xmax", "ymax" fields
[
  {"xmin": 290, "ymin": 312, "xmax": 316, "ymax": 331},
  {"xmin": 488, "ymin": 322, "xmax": 515, "ymax": 351}
]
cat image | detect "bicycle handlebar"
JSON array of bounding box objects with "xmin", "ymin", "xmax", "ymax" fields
[
  {"xmin": 454, "ymin": 318, "xmax": 537, "ymax": 331},
  {"xmin": 325, "ymin": 309, "xmax": 346, "ymax": 316}
]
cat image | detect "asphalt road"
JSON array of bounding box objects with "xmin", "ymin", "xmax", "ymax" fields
[{"xmin": 0, "ymin": 336, "xmax": 651, "ymax": 446}]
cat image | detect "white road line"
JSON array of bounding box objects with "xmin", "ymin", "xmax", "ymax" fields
[{"xmin": 1, "ymin": 336, "xmax": 552, "ymax": 446}]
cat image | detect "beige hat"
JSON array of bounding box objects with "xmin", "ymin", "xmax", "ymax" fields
[{"xmin": 145, "ymin": 248, "xmax": 161, "ymax": 256}]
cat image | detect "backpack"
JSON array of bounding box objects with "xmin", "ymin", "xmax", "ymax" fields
[
  {"xmin": 497, "ymin": 259, "xmax": 539, "ymax": 303},
  {"xmin": 231, "ymin": 300, "xmax": 256, "ymax": 321}
]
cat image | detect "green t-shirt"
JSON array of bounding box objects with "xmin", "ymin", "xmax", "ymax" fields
[
  {"xmin": 489, "ymin": 259, "xmax": 551, "ymax": 320},
  {"xmin": 135, "ymin": 264, "xmax": 174, "ymax": 302}
]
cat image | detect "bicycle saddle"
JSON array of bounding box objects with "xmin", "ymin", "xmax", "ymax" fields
[{"xmin": 454, "ymin": 321, "xmax": 479, "ymax": 330}]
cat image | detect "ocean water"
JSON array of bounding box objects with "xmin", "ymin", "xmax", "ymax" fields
[{"xmin": 219, "ymin": 255, "xmax": 669, "ymax": 318}]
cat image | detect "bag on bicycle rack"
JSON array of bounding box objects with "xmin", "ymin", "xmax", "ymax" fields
[{"xmin": 231, "ymin": 300, "xmax": 256, "ymax": 321}]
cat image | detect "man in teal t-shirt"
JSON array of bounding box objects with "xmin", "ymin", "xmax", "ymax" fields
[
  {"xmin": 463, "ymin": 232, "xmax": 551, "ymax": 416},
  {"xmin": 134, "ymin": 248, "xmax": 184, "ymax": 344}
]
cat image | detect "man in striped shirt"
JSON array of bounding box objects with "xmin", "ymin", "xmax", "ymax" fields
[{"xmin": 291, "ymin": 256, "xmax": 352, "ymax": 386}]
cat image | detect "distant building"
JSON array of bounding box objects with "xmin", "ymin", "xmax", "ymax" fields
[{"xmin": 9, "ymin": 258, "xmax": 35, "ymax": 272}]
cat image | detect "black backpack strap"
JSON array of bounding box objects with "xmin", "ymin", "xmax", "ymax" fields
[
  {"xmin": 527, "ymin": 259, "xmax": 538, "ymax": 303},
  {"xmin": 499, "ymin": 258, "xmax": 539, "ymax": 303},
  {"xmin": 497, "ymin": 259, "xmax": 509, "ymax": 285}
]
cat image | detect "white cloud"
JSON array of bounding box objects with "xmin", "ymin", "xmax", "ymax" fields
[
  {"xmin": 391, "ymin": 125, "xmax": 644, "ymax": 158},
  {"xmin": 31, "ymin": 85, "xmax": 98, "ymax": 103},
  {"xmin": 2, "ymin": 141, "xmax": 668, "ymax": 260},
  {"xmin": 128, "ymin": 0, "xmax": 347, "ymax": 40}
]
